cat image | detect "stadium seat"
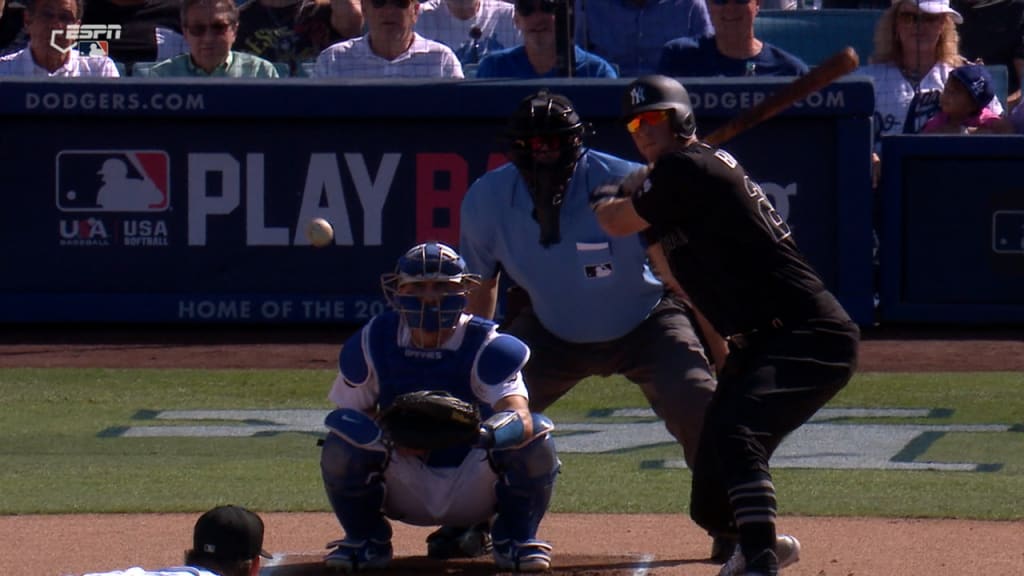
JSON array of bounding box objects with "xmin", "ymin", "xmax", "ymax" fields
[
  {"xmin": 273, "ymin": 61, "xmax": 290, "ymax": 78},
  {"xmin": 985, "ymin": 64, "xmax": 1009, "ymax": 110},
  {"xmin": 131, "ymin": 61, "xmax": 158, "ymax": 77},
  {"xmin": 299, "ymin": 60, "xmax": 316, "ymax": 78},
  {"xmin": 754, "ymin": 9, "xmax": 883, "ymax": 67}
]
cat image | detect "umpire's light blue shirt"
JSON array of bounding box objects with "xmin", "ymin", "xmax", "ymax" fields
[{"xmin": 459, "ymin": 149, "xmax": 664, "ymax": 343}]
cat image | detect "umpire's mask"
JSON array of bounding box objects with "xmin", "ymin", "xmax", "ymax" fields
[{"xmin": 506, "ymin": 91, "xmax": 586, "ymax": 247}]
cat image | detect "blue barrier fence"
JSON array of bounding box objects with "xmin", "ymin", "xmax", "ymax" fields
[
  {"xmin": 880, "ymin": 135, "xmax": 1024, "ymax": 324},
  {"xmin": 0, "ymin": 76, "xmax": 870, "ymax": 325}
]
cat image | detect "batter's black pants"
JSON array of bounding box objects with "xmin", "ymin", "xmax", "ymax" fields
[{"xmin": 689, "ymin": 303, "xmax": 860, "ymax": 535}]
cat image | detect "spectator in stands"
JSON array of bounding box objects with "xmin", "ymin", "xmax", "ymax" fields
[
  {"xmin": 1, "ymin": 0, "xmax": 29, "ymax": 55},
  {"xmin": 475, "ymin": 0, "xmax": 616, "ymax": 78},
  {"xmin": 922, "ymin": 63, "xmax": 1013, "ymax": 132},
  {"xmin": 314, "ymin": 0, "xmax": 463, "ymax": 78},
  {"xmin": 658, "ymin": 0, "xmax": 810, "ymax": 77},
  {"xmin": 82, "ymin": 0, "xmax": 181, "ymax": 69},
  {"xmin": 0, "ymin": 0, "xmax": 120, "ymax": 75},
  {"xmin": 951, "ymin": 0, "xmax": 1024, "ymax": 108},
  {"xmin": 574, "ymin": 0, "xmax": 712, "ymax": 77},
  {"xmin": 235, "ymin": 0, "xmax": 362, "ymax": 75},
  {"xmin": 859, "ymin": 0, "xmax": 1002, "ymax": 185},
  {"xmin": 150, "ymin": 0, "xmax": 280, "ymax": 76},
  {"xmin": 415, "ymin": 0, "xmax": 519, "ymax": 66}
]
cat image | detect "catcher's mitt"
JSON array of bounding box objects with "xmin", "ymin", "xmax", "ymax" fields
[{"xmin": 378, "ymin": 390, "xmax": 482, "ymax": 451}]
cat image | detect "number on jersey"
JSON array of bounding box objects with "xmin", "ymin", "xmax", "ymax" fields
[{"xmin": 744, "ymin": 176, "xmax": 791, "ymax": 242}]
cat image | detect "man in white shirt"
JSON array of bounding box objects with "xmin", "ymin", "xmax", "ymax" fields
[
  {"xmin": 314, "ymin": 0, "xmax": 462, "ymax": 78},
  {"xmin": 0, "ymin": 0, "xmax": 119, "ymax": 76},
  {"xmin": 415, "ymin": 0, "xmax": 519, "ymax": 65}
]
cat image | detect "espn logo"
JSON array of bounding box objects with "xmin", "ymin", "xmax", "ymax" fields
[
  {"xmin": 50, "ymin": 24, "xmax": 121, "ymax": 55},
  {"xmin": 56, "ymin": 150, "xmax": 170, "ymax": 213},
  {"xmin": 992, "ymin": 211, "xmax": 1024, "ymax": 255}
]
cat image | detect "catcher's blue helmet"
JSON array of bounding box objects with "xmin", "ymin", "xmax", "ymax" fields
[{"xmin": 381, "ymin": 242, "xmax": 480, "ymax": 332}]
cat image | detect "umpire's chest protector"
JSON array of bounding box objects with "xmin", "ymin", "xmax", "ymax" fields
[{"xmin": 369, "ymin": 313, "xmax": 491, "ymax": 412}]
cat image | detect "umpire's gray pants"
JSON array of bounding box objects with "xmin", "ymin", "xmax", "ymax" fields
[{"xmin": 505, "ymin": 296, "xmax": 716, "ymax": 468}]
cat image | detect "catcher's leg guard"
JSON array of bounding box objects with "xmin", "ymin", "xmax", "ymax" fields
[
  {"xmin": 489, "ymin": 414, "xmax": 559, "ymax": 543},
  {"xmin": 321, "ymin": 409, "xmax": 392, "ymax": 542}
]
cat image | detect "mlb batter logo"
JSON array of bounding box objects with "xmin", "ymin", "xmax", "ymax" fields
[
  {"xmin": 56, "ymin": 150, "xmax": 170, "ymax": 212},
  {"xmin": 77, "ymin": 41, "xmax": 110, "ymax": 58}
]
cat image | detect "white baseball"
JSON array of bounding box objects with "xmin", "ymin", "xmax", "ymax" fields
[{"xmin": 306, "ymin": 217, "xmax": 334, "ymax": 248}]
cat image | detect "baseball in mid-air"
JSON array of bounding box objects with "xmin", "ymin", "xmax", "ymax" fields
[{"xmin": 306, "ymin": 217, "xmax": 334, "ymax": 248}]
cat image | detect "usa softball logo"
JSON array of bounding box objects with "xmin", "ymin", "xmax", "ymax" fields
[{"xmin": 56, "ymin": 150, "xmax": 170, "ymax": 213}]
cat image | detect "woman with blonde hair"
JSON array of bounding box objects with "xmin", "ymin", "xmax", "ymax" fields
[{"xmin": 859, "ymin": 0, "xmax": 1003, "ymax": 184}]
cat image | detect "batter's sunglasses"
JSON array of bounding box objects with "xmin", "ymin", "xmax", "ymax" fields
[
  {"xmin": 370, "ymin": 0, "xmax": 413, "ymax": 8},
  {"xmin": 625, "ymin": 110, "xmax": 670, "ymax": 133},
  {"xmin": 515, "ymin": 0, "xmax": 558, "ymax": 16}
]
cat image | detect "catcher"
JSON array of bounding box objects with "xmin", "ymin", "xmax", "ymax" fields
[{"xmin": 319, "ymin": 241, "xmax": 559, "ymax": 573}]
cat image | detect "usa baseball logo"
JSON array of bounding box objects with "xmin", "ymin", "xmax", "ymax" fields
[{"xmin": 56, "ymin": 150, "xmax": 170, "ymax": 213}]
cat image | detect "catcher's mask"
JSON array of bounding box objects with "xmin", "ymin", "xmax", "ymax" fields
[
  {"xmin": 622, "ymin": 75, "xmax": 697, "ymax": 139},
  {"xmin": 506, "ymin": 90, "xmax": 587, "ymax": 247},
  {"xmin": 381, "ymin": 242, "xmax": 480, "ymax": 334}
]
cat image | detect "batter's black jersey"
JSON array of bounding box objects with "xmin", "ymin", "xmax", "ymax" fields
[{"xmin": 632, "ymin": 142, "xmax": 826, "ymax": 337}]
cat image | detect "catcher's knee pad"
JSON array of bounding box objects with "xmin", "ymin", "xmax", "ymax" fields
[
  {"xmin": 491, "ymin": 431, "xmax": 559, "ymax": 543},
  {"xmin": 324, "ymin": 408, "xmax": 387, "ymax": 450},
  {"xmin": 321, "ymin": 426, "xmax": 388, "ymax": 487},
  {"xmin": 489, "ymin": 420, "xmax": 557, "ymax": 481}
]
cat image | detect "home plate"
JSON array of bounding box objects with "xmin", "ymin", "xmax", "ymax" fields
[{"xmin": 261, "ymin": 552, "xmax": 659, "ymax": 575}]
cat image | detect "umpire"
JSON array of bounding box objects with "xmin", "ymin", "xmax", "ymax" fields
[{"xmin": 593, "ymin": 75, "xmax": 859, "ymax": 576}]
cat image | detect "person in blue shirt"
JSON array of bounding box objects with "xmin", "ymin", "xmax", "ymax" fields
[
  {"xmin": 319, "ymin": 241, "xmax": 559, "ymax": 573},
  {"xmin": 475, "ymin": 0, "xmax": 617, "ymax": 78},
  {"xmin": 459, "ymin": 90, "xmax": 722, "ymax": 559},
  {"xmin": 575, "ymin": 0, "xmax": 713, "ymax": 77},
  {"xmin": 658, "ymin": 0, "xmax": 809, "ymax": 77}
]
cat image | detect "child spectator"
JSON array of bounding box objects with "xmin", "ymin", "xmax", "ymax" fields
[{"xmin": 922, "ymin": 63, "xmax": 1013, "ymax": 133}]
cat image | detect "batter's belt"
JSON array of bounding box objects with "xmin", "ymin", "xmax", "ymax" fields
[{"xmin": 725, "ymin": 291, "xmax": 842, "ymax": 350}]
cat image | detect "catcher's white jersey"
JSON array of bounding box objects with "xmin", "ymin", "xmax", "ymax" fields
[{"xmin": 81, "ymin": 568, "xmax": 217, "ymax": 576}]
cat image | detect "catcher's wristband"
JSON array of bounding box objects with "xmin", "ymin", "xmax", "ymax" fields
[{"xmin": 478, "ymin": 410, "xmax": 525, "ymax": 450}]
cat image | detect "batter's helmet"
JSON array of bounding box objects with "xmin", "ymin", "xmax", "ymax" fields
[
  {"xmin": 381, "ymin": 242, "xmax": 480, "ymax": 332},
  {"xmin": 622, "ymin": 75, "xmax": 696, "ymax": 138}
]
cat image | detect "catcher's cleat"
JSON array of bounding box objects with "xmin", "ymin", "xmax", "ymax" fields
[
  {"xmin": 426, "ymin": 523, "xmax": 493, "ymax": 559},
  {"xmin": 324, "ymin": 538, "xmax": 393, "ymax": 573},
  {"xmin": 493, "ymin": 539, "xmax": 553, "ymax": 573},
  {"xmin": 717, "ymin": 534, "xmax": 800, "ymax": 576}
]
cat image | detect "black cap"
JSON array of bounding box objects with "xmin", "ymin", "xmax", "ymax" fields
[{"xmin": 193, "ymin": 505, "xmax": 272, "ymax": 562}]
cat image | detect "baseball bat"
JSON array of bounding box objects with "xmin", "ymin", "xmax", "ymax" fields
[{"xmin": 703, "ymin": 46, "xmax": 860, "ymax": 147}]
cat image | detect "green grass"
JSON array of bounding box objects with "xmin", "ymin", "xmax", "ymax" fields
[{"xmin": 1, "ymin": 368, "xmax": 1022, "ymax": 518}]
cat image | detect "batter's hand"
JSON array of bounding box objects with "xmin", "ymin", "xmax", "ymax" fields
[{"xmin": 619, "ymin": 165, "xmax": 651, "ymax": 197}]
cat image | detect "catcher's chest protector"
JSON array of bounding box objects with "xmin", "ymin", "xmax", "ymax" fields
[{"xmin": 369, "ymin": 312, "xmax": 492, "ymax": 415}]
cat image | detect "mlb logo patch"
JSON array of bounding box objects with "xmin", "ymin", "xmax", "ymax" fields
[
  {"xmin": 585, "ymin": 262, "xmax": 614, "ymax": 279},
  {"xmin": 56, "ymin": 151, "xmax": 170, "ymax": 212},
  {"xmin": 77, "ymin": 41, "xmax": 109, "ymax": 58}
]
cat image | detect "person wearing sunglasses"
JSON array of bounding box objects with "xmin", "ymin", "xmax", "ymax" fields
[
  {"xmin": 0, "ymin": 0, "xmax": 119, "ymax": 75},
  {"xmin": 858, "ymin": 0, "xmax": 1003, "ymax": 186},
  {"xmin": 460, "ymin": 89, "xmax": 718, "ymax": 564},
  {"xmin": 658, "ymin": 0, "xmax": 809, "ymax": 78},
  {"xmin": 415, "ymin": 0, "xmax": 520, "ymax": 66},
  {"xmin": 474, "ymin": 0, "xmax": 616, "ymax": 78},
  {"xmin": 314, "ymin": 0, "xmax": 463, "ymax": 77},
  {"xmin": 149, "ymin": 0, "xmax": 278, "ymax": 76},
  {"xmin": 574, "ymin": 0, "xmax": 712, "ymax": 77},
  {"xmin": 593, "ymin": 74, "xmax": 859, "ymax": 576}
]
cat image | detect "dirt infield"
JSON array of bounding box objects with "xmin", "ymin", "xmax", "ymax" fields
[{"xmin": 2, "ymin": 325, "xmax": 1023, "ymax": 575}]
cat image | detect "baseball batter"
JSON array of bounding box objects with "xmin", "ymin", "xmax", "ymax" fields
[
  {"xmin": 593, "ymin": 75, "xmax": 859, "ymax": 576},
  {"xmin": 319, "ymin": 242, "xmax": 559, "ymax": 573}
]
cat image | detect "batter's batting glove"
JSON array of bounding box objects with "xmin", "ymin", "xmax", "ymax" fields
[{"xmin": 589, "ymin": 184, "xmax": 621, "ymax": 212}]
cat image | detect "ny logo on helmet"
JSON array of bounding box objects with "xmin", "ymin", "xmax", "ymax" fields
[{"xmin": 629, "ymin": 86, "xmax": 646, "ymax": 106}]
